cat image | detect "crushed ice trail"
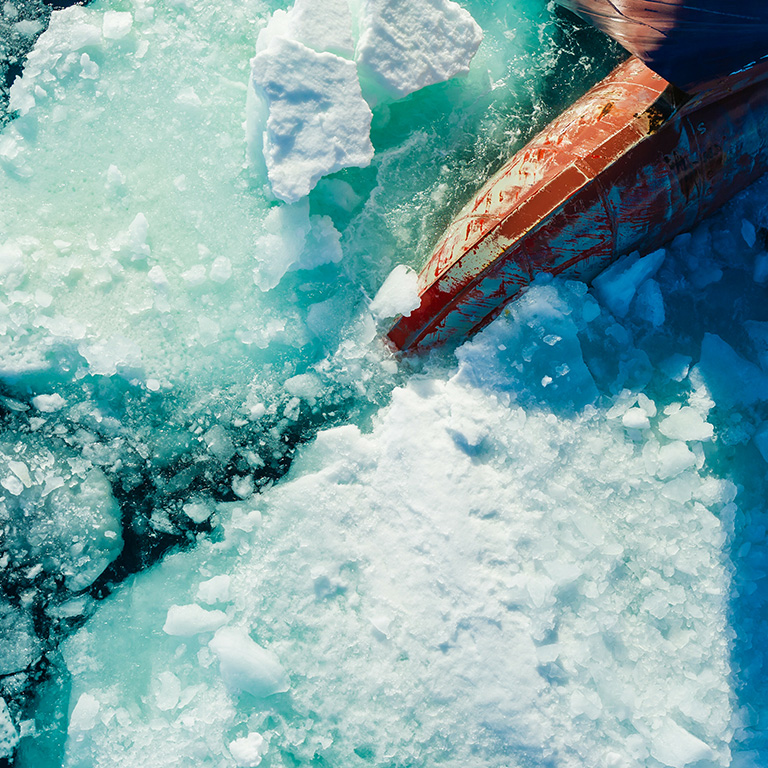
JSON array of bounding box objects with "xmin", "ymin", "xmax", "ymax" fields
[{"xmin": 1, "ymin": 0, "xmax": 768, "ymax": 766}]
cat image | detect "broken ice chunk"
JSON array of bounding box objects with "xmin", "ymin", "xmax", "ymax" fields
[
  {"xmin": 67, "ymin": 692, "xmax": 100, "ymax": 733},
  {"xmin": 162, "ymin": 604, "xmax": 228, "ymax": 636},
  {"xmin": 152, "ymin": 671, "xmax": 181, "ymax": 711},
  {"xmin": 257, "ymin": 0, "xmax": 354, "ymax": 58},
  {"xmin": 650, "ymin": 719, "xmax": 713, "ymax": 768},
  {"xmin": 355, "ymin": 0, "xmax": 483, "ymax": 99},
  {"xmin": 250, "ymin": 36, "xmax": 373, "ymax": 203},
  {"xmin": 656, "ymin": 441, "xmax": 696, "ymax": 479},
  {"xmin": 370, "ymin": 264, "xmax": 420, "ymax": 319},
  {"xmin": 182, "ymin": 500, "xmax": 214, "ymax": 524},
  {"xmin": 658, "ymin": 406, "xmax": 713, "ymax": 442},
  {"xmin": 696, "ymin": 333, "xmax": 768, "ymax": 408},
  {"xmin": 0, "ymin": 698, "xmax": 19, "ymax": 759},
  {"xmin": 196, "ymin": 575, "xmax": 231, "ymax": 605},
  {"xmin": 229, "ymin": 732, "xmax": 268, "ymax": 767},
  {"xmin": 741, "ymin": 218, "xmax": 757, "ymax": 249},
  {"xmin": 102, "ymin": 11, "xmax": 132, "ymax": 40},
  {"xmin": 0, "ymin": 601, "xmax": 41, "ymax": 676},
  {"xmin": 31, "ymin": 393, "xmax": 66, "ymax": 412},
  {"xmin": 209, "ymin": 627, "xmax": 289, "ymax": 698},
  {"xmin": 592, "ymin": 248, "xmax": 665, "ymax": 317},
  {"xmin": 622, "ymin": 407, "xmax": 650, "ymax": 430}
]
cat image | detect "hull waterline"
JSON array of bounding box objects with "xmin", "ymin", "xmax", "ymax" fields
[{"xmin": 388, "ymin": 57, "xmax": 768, "ymax": 352}]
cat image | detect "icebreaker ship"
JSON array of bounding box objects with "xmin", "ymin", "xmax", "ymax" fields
[{"xmin": 388, "ymin": 0, "xmax": 768, "ymax": 351}]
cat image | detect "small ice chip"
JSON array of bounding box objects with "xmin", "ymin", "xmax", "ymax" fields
[
  {"xmin": 370, "ymin": 265, "xmax": 420, "ymax": 319},
  {"xmin": 102, "ymin": 11, "xmax": 133, "ymax": 39},
  {"xmin": 209, "ymin": 626, "xmax": 289, "ymax": 697},
  {"xmin": 32, "ymin": 393, "xmax": 66, "ymax": 412},
  {"xmin": 181, "ymin": 265, "xmax": 207, "ymax": 286},
  {"xmin": 656, "ymin": 442, "xmax": 696, "ymax": 479},
  {"xmin": 209, "ymin": 256, "xmax": 232, "ymax": 284},
  {"xmin": 196, "ymin": 575, "xmax": 231, "ymax": 605},
  {"xmin": 175, "ymin": 87, "xmax": 202, "ymax": 107},
  {"xmin": 68, "ymin": 693, "xmax": 100, "ymax": 733},
  {"xmin": 230, "ymin": 732, "xmax": 268, "ymax": 767},
  {"xmin": 622, "ymin": 407, "xmax": 649, "ymax": 430},
  {"xmin": 162, "ymin": 604, "xmax": 228, "ymax": 636},
  {"xmin": 742, "ymin": 218, "xmax": 757, "ymax": 249},
  {"xmin": 658, "ymin": 407, "xmax": 713, "ymax": 442}
]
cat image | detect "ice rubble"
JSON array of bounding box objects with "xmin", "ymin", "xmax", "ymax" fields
[
  {"xmin": 57, "ymin": 283, "xmax": 738, "ymax": 768},
  {"xmin": 0, "ymin": 0, "xmax": 573, "ymax": 753},
  {"xmin": 5, "ymin": 0, "xmax": 768, "ymax": 764},
  {"xmin": 247, "ymin": 0, "xmax": 483, "ymax": 202}
]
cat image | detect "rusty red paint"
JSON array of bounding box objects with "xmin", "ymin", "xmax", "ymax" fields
[{"xmin": 387, "ymin": 57, "xmax": 768, "ymax": 352}]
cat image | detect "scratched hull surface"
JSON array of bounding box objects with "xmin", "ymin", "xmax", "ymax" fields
[
  {"xmin": 555, "ymin": 0, "xmax": 768, "ymax": 93},
  {"xmin": 388, "ymin": 57, "xmax": 768, "ymax": 351}
]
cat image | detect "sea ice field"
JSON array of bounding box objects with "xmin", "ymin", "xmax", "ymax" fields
[{"xmin": 0, "ymin": 0, "xmax": 767, "ymax": 766}]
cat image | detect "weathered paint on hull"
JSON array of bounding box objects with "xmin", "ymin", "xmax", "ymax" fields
[{"xmin": 388, "ymin": 57, "xmax": 768, "ymax": 352}]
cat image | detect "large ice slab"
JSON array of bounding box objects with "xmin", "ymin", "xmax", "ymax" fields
[
  {"xmin": 250, "ymin": 36, "xmax": 374, "ymax": 203},
  {"xmin": 355, "ymin": 0, "xmax": 483, "ymax": 98}
]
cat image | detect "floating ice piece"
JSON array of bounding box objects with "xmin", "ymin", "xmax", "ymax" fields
[
  {"xmin": 0, "ymin": 600, "xmax": 41, "ymax": 677},
  {"xmin": 696, "ymin": 333, "xmax": 768, "ymax": 408},
  {"xmin": 658, "ymin": 406, "xmax": 713, "ymax": 442},
  {"xmin": 31, "ymin": 393, "xmax": 66, "ymax": 412},
  {"xmin": 152, "ymin": 671, "xmax": 181, "ymax": 711},
  {"xmin": 182, "ymin": 501, "xmax": 214, "ymax": 524},
  {"xmin": 250, "ymin": 36, "xmax": 373, "ymax": 203},
  {"xmin": 253, "ymin": 202, "xmax": 344, "ymax": 290},
  {"xmin": 196, "ymin": 575, "xmax": 231, "ymax": 605},
  {"xmin": 162, "ymin": 604, "xmax": 228, "ymax": 636},
  {"xmin": 650, "ymin": 719, "xmax": 714, "ymax": 768},
  {"xmin": 355, "ymin": 0, "xmax": 483, "ymax": 99},
  {"xmin": 229, "ymin": 732, "xmax": 268, "ymax": 767},
  {"xmin": 656, "ymin": 441, "xmax": 696, "ymax": 479},
  {"xmin": 370, "ymin": 264, "xmax": 420, "ymax": 319},
  {"xmin": 102, "ymin": 11, "xmax": 132, "ymax": 40},
  {"xmin": 622, "ymin": 407, "xmax": 650, "ymax": 430},
  {"xmin": 592, "ymin": 248, "xmax": 666, "ymax": 317},
  {"xmin": 0, "ymin": 699, "xmax": 18, "ymax": 759},
  {"xmin": 67, "ymin": 693, "xmax": 100, "ymax": 733},
  {"xmin": 257, "ymin": 0, "xmax": 354, "ymax": 58},
  {"xmin": 209, "ymin": 627, "xmax": 289, "ymax": 698},
  {"xmin": 741, "ymin": 218, "xmax": 757, "ymax": 249}
]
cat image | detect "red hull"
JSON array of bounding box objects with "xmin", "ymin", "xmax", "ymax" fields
[{"xmin": 388, "ymin": 57, "xmax": 768, "ymax": 352}]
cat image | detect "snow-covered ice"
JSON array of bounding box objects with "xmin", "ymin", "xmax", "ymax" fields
[
  {"xmin": 356, "ymin": 0, "xmax": 484, "ymax": 98},
  {"xmin": 2, "ymin": 0, "xmax": 768, "ymax": 765}
]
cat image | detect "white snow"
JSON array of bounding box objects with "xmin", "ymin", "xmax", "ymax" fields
[
  {"xmin": 355, "ymin": 0, "xmax": 483, "ymax": 98},
  {"xmin": 229, "ymin": 732, "xmax": 268, "ymax": 767}
]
